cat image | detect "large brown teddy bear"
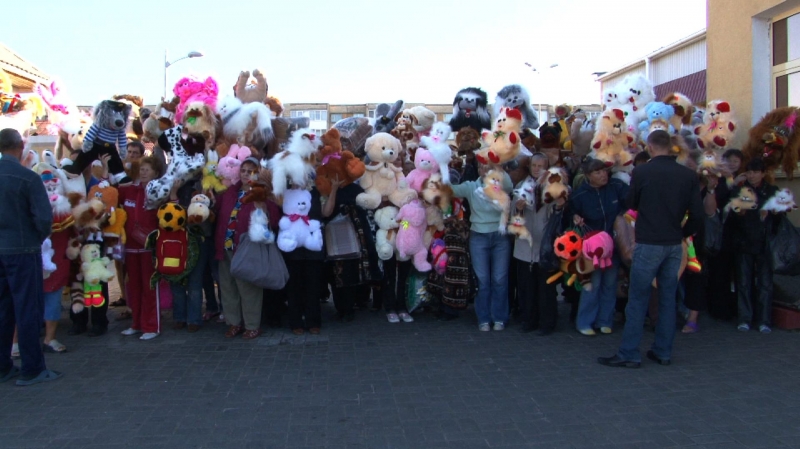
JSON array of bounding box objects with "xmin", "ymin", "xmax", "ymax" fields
[
  {"xmin": 355, "ymin": 133, "xmax": 417, "ymax": 210},
  {"xmin": 234, "ymin": 69, "xmax": 268, "ymax": 104},
  {"xmin": 742, "ymin": 107, "xmax": 800, "ymax": 180},
  {"xmin": 315, "ymin": 129, "xmax": 366, "ymax": 197}
]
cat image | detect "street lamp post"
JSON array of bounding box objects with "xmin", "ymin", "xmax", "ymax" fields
[
  {"xmin": 163, "ymin": 50, "xmax": 204, "ymax": 100},
  {"xmin": 524, "ymin": 62, "xmax": 558, "ymax": 123}
]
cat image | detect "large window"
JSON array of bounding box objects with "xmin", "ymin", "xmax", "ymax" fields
[
  {"xmin": 773, "ymin": 12, "xmax": 800, "ymax": 107},
  {"xmin": 330, "ymin": 113, "xmax": 344, "ymax": 123},
  {"xmin": 290, "ymin": 110, "xmax": 328, "ymax": 121}
]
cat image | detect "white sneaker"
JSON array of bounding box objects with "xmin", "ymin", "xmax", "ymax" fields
[
  {"xmin": 121, "ymin": 328, "xmax": 141, "ymax": 336},
  {"xmin": 493, "ymin": 322, "xmax": 505, "ymax": 331},
  {"xmin": 139, "ymin": 332, "xmax": 159, "ymax": 340},
  {"xmin": 386, "ymin": 313, "xmax": 400, "ymax": 323},
  {"xmin": 478, "ymin": 323, "xmax": 491, "ymax": 332},
  {"xmin": 398, "ymin": 312, "xmax": 414, "ymax": 323},
  {"xmin": 600, "ymin": 326, "xmax": 613, "ymax": 334},
  {"xmin": 759, "ymin": 325, "xmax": 772, "ymax": 334}
]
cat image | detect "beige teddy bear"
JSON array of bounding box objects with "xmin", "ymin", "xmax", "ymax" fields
[
  {"xmin": 355, "ymin": 133, "xmax": 417, "ymax": 210},
  {"xmin": 234, "ymin": 69, "xmax": 268, "ymax": 104}
]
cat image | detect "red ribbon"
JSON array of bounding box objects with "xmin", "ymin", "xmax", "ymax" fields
[{"xmin": 288, "ymin": 214, "xmax": 310, "ymax": 224}]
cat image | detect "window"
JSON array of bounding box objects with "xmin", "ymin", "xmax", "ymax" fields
[
  {"xmin": 290, "ymin": 110, "xmax": 307, "ymax": 118},
  {"xmin": 368, "ymin": 109, "xmax": 375, "ymax": 118},
  {"xmin": 352, "ymin": 113, "xmax": 364, "ymax": 118},
  {"xmin": 443, "ymin": 113, "xmax": 453, "ymax": 122},
  {"xmin": 290, "ymin": 110, "xmax": 327, "ymax": 121},
  {"xmin": 773, "ymin": 12, "xmax": 800, "ymax": 108},
  {"xmin": 312, "ymin": 129, "xmax": 326, "ymax": 136},
  {"xmin": 330, "ymin": 113, "xmax": 344, "ymax": 123}
]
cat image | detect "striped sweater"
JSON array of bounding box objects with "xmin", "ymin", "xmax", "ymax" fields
[{"xmin": 84, "ymin": 124, "xmax": 127, "ymax": 158}]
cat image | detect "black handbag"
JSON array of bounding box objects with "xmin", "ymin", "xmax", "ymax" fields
[
  {"xmin": 769, "ymin": 215, "xmax": 800, "ymax": 276},
  {"xmin": 539, "ymin": 207, "xmax": 565, "ymax": 272},
  {"xmin": 704, "ymin": 213, "xmax": 723, "ymax": 257}
]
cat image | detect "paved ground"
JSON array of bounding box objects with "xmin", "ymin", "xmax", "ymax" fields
[{"xmin": 2, "ymin": 286, "xmax": 800, "ymax": 449}]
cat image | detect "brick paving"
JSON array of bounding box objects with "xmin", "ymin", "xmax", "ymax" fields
[{"xmin": 2, "ymin": 287, "xmax": 800, "ymax": 449}]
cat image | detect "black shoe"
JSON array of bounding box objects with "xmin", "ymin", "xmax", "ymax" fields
[
  {"xmin": 646, "ymin": 350, "xmax": 671, "ymax": 366},
  {"xmin": 597, "ymin": 355, "xmax": 640, "ymax": 368},
  {"xmin": 67, "ymin": 324, "xmax": 87, "ymax": 336},
  {"xmin": 87, "ymin": 326, "xmax": 107, "ymax": 337},
  {"xmin": 436, "ymin": 311, "xmax": 458, "ymax": 322},
  {"xmin": 519, "ymin": 324, "xmax": 537, "ymax": 333},
  {"xmin": 536, "ymin": 328, "xmax": 554, "ymax": 336}
]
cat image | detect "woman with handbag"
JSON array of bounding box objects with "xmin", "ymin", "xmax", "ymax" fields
[
  {"xmin": 117, "ymin": 156, "xmax": 164, "ymax": 340},
  {"xmin": 321, "ymin": 177, "xmax": 382, "ymax": 322},
  {"xmin": 213, "ymin": 158, "xmax": 281, "ymax": 340}
]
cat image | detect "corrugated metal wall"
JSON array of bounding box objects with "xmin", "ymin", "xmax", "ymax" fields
[
  {"xmin": 600, "ymin": 65, "xmax": 646, "ymax": 92},
  {"xmin": 650, "ymin": 39, "xmax": 707, "ymax": 85}
]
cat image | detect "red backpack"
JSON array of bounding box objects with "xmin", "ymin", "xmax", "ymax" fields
[{"xmin": 153, "ymin": 229, "xmax": 188, "ymax": 276}]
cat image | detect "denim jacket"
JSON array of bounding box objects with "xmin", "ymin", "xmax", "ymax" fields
[{"xmin": 0, "ymin": 154, "xmax": 53, "ymax": 254}]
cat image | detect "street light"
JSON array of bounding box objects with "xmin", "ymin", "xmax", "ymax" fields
[
  {"xmin": 163, "ymin": 50, "xmax": 204, "ymax": 100},
  {"xmin": 524, "ymin": 62, "xmax": 559, "ymax": 123}
]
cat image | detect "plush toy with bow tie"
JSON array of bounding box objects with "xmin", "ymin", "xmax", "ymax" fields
[
  {"xmin": 277, "ymin": 189, "xmax": 323, "ymax": 252},
  {"xmin": 315, "ymin": 128, "xmax": 365, "ymax": 196}
]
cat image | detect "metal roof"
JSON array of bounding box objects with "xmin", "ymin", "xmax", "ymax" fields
[
  {"xmin": 597, "ymin": 29, "xmax": 707, "ymax": 82},
  {"xmin": 0, "ymin": 42, "xmax": 49, "ymax": 83}
]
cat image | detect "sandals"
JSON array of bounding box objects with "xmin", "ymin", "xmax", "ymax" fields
[
  {"xmin": 109, "ymin": 298, "xmax": 126, "ymax": 307},
  {"xmin": 682, "ymin": 321, "xmax": 699, "ymax": 334},
  {"xmin": 202, "ymin": 311, "xmax": 220, "ymax": 322},
  {"xmin": 292, "ymin": 328, "xmax": 304, "ymax": 335},
  {"xmin": 15, "ymin": 369, "xmax": 63, "ymax": 386},
  {"xmin": 242, "ymin": 329, "xmax": 261, "ymax": 340},
  {"xmin": 42, "ymin": 340, "xmax": 67, "ymax": 353},
  {"xmin": 224, "ymin": 325, "xmax": 244, "ymax": 338}
]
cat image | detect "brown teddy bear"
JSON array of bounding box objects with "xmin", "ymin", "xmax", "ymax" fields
[
  {"xmin": 234, "ymin": 69, "xmax": 268, "ymax": 104},
  {"xmin": 315, "ymin": 128, "xmax": 366, "ymax": 197},
  {"xmin": 742, "ymin": 107, "xmax": 799, "ymax": 180}
]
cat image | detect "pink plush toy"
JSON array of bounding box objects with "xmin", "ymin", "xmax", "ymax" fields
[
  {"xmin": 173, "ymin": 76, "xmax": 219, "ymax": 123},
  {"xmin": 37, "ymin": 80, "xmax": 69, "ymax": 114},
  {"xmin": 395, "ymin": 199, "xmax": 432, "ymax": 272},
  {"xmin": 431, "ymin": 238, "xmax": 447, "ymax": 275},
  {"xmin": 217, "ymin": 144, "xmax": 252, "ymax": 186},
  {"xmin": 582, "ymin": 231, "xmax": 615, "ymax": 270},
  {"xmin": 405, "ymin": 148, "xmax": 440, "ymax": 192}
]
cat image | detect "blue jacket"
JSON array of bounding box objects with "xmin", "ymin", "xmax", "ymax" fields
[
  {"xmin": 0, "ymin": 154, "xmax": 52, "ymax": 254},
  {"xmin": 568, "ymin": 177, "xmax": 629, "ymax": 234}
]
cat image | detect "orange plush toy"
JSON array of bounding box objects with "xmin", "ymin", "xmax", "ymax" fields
[
  {"xmin": 476, "ymin": 107, "xmax": 523, "ymax": 165},
  {"xmin": 315, "ymin": 128, "xmax": 366, "ymax": 196}
]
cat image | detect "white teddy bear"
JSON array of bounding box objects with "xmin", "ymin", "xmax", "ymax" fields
[
  {"xmin": 277, "ymin": 189, "xmax": 323, "ymax": 252},
  {"xmin": 373, "ymin": 205, "xmax": 399, "ymax": 260}
]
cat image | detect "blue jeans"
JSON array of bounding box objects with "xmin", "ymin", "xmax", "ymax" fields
[
  {"xmin": 576, "ymin": 255, "xmax": 620, "ymax": 331},
  {"xmin": 469, "ymin": 231, "xmax": 512, "ymax": 325},
  {"xmin": 0, "ymin": 253, "xmax": 47, "ymax": 377},
  {"xmin": 618, "ymin": 243, "xmax": 683, "ymax": 362},
  {"xmin": 170, "ymin": 237, "xmax": 211, "ymax": 325}
]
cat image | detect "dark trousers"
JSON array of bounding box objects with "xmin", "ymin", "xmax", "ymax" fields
[
  {"xmin": 286, "ymin": 260, "xmax": 323, "ymax": 329},
  {"xmin": 706, "ymin": 252, "xmax": 736, "ymax": 320},
  {"xmin": 262, "ymin": 288, "xmax": 286, "ymax": 326},
  {"xmin": 516, "ymin": 261, "xmax": 558, "ymax": 332},
  {"xmin": 70, "ymin": 282, "xmax": 109, "ymax": 329},
  {"xmin": 333, "ymin": 285, "xmax": 369, "ymax": 316},
  {"xmin": 382, "ymin": 258, "xmax": 411, "ymax": 313},
  {"xmin": 0, "ymin": 253, "xmax": 47, "ymax": 377},
  {"xmin": 202, "ymin": 236, "xmax": 220, "ymax": 313},
  {"xmin": 735, "ymin": 252, "xmax": 773, "ymax": 326},
  {"xmin": 64, "ymin": 140, "xmax": 125, "ymax": 177}
]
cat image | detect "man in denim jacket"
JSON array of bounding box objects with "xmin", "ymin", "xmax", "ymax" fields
[{"xmin": 0, "ymin": 128, "xmax": 62, "ymax": 385}]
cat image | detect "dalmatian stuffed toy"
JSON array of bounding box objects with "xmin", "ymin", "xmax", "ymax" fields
[{"xmin": 145, "ymin": 125, "xmax": 206, "ymax": 209}]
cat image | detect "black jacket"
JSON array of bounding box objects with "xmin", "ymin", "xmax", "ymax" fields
[
  {"xmin": 568, "ymin": 177, "xmax": 629, "ymax": 234},
  {"xmin": 627, "ymin": 155, "xmax": 704, "ymax": 246},
  {"xmin": 727, "ymin": 181, "xmax": 779, "ymax": 254}
]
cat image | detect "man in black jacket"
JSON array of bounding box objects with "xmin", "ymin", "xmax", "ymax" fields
[
  {"xmin": 598, "ymin": 130, "xmax": 704, "ymax": 368},
  {"xmin": 727, "ymin": 158, "xmax": 779, "ymax": 333}
]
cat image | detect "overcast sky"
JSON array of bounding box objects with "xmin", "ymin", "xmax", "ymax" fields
[{"xmin": 7, "ymin": 0, "xmax": 706, "ymax": 107}]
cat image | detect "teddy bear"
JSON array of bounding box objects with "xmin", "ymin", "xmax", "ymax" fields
[
  {"xmin": 146, "ymin": 126, "xmax": 207, "ymax": 209},
  {"xmin": 182, "ymin": 101, "xmax": 218, "ymax": 150},
  {"xmin": 542, "ymin": 167, "xmax": 569, "ymax": 204},
  {"xmin": 455, "ymin": 127, "xmax": 481, "ymax": 159},
  {"xmin": 420, "ymin": 173, "xmax": 454, "ymax": 215},
  {"xmin": 419, "ymin": 121, "xmax": 453, "ymax": 184},
  {"xmin": 202, "ymin": 150, "xmax": 227, "ymax": 192},
  {"xmin": 430, "ymin": 238, "xmax": 448, "ymax": 275},
  {"xmin": 638, "ymin": 102, "xmax": 676, "ymax": 139},
  {"xmin": 315, "ymin": 128, "xmax": 365, "ymax": 197},
  {"xmin": 270, "ymin": 128, "xmax": 320, "ymax": 197},
  {"xmin": 482, "ymin": 169, "xmax": 510, "ymax": 233},
  {"xmin": 703, "ymin": 100, "xmax": 734, "ymax": 124},
  {"xmin": 374, "ymin": 205, "xmax": 400, "ymax": 260},
  {"xmin": 409, "ymin": 106, "xmax": 437, "ymax": 137},
  {"xmin": 42, "ymin": 238, "xmax": 56, "ymax": 278},
  {"xmin": 742, "ymin": 107, "xmax": 799, "ymax": 179},
  {"xmin": 394, "ymin": 199, "xmax": 432, "ymax": 272},
  {"xmin": 662, "ymin": 92, "xmax": 695, "ymax": 132},
  {"xmin": 513, "ymin": 176, "xmax": 537, "ymax": 207},
  {"xmin": 234, "ymin": 69, "xmax": 268, "ymax": 104},
  {"xmin": 554, "ymin": 104, "xmax": 572, "ymax": 148},
  {"xmin": 187, "ymin": 194, "xmax": 212, "ymax": 224},
  {"xmin": 617, "ymin": 74, "xmax": 655, "ymax": 130},
  {"xmin": 173, "ymin": 75, "xmax": 218, "ymax": 124},
  {"xmin": 405, "ymin": 147, "xmax": 440, "ymax": 193},
  {"xmin": 694, "ymin": 118, "xmax": 736, "ymax": 152},
  {"xmin": 217, "ymin": 143, "xmax": 253, "ymax": 187},
  {"xmin": 591, "ymin": 108, "xmax": 635, "ymax": 167},
  {"xmin": 277, "ymin": 189, "xmax": 323, "ymax": 252},
  {"xmin": 448, "ymin": 87, "xmax": 492, "ymax": 133},
  {"xmin": 78, "ymin": 242, "xmax": 114, "ymax": 311},
  {"xmin": 72, "ymin": 197, "xmax": 106, "ymax": 237},
  {"xmin": 476, "ymin": 107, "xmax": 523, "ymax": 166},
  {"xmin": 217, "ymin": 95, "xmax": 274, "ymax": 150},
  {"xmin": 567, "ymin": 109, "xmax": 596, "ymax": 157},
  {"xmin": 494, "ymin": 84, "xmax": 539, "ymax": 131},
  {"xmin": 507, "ymin": 213, "xmax": 532, "ymax": 246},
  {"xmin": 724, "ymin": 186, "xmax": 759, "ymax": 216},
  {"xmin": 538, "ymin": 122, "xmax": 563, "ymax": 167},
  {"xmin": 390, "ymin": 109, "xmax": 420, "ymax": 150},
  {"xmin": 88, "ymin": 183, "xmax": 127, "ymax": 244},
  {"xmin": 356, "ymin": 133, "xmax": 417, "ymax": 210},
  {"xmin": 762, "ymin": 188, "xmax": 797, "ymax": 213}
]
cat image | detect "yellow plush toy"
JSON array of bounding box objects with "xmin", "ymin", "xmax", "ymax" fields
[
  {"xmin": 591, "ymin": 108, "xmax": 634, "ymax": 167},
  {"xmin": 202, "ymin": 150, "xmax": 227, "ymax": 193}
]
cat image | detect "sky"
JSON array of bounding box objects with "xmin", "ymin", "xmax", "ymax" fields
[{"xmin": 6, "ymin": 0, "xmax": 707, "ymax": 108}]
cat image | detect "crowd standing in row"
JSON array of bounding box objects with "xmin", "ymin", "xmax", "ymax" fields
[{"xmin": 1, "ymin": 71, "xmax": 799, "ymax": 385}]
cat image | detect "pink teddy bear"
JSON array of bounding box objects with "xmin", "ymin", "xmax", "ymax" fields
[
  {"xmin": 582, "ymin": 231, "xmax": 615, "ymax": 270},
  {"xmin": 173, "ymin": 76, "xmax": 219, "ymax": 123},
  {"xmin": 395, "ymin": 199, "xmax": 432, "ymax": 272},
  {"xmin": 217, "ymin": 144, "xmax": 252, "ymax": 187},
  {"xmin": 405, "ymin": 148, "xmax": 440, "ymax": 192}
]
